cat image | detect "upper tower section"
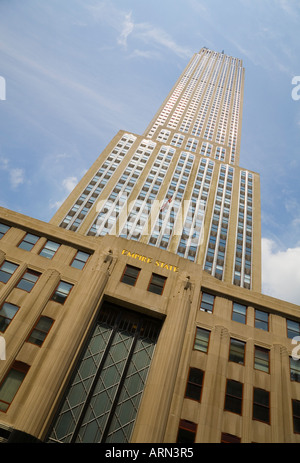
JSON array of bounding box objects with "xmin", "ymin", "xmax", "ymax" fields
[{"xmin": 144, "ymin": 47, "xmax": 245, "ymax": 166}]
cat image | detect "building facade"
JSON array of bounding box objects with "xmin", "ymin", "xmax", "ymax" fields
[{"xmin": 0, "ymin": 48, "xmax": 299, "ymax": 444}]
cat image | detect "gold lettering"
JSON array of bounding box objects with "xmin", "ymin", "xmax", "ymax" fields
[{"xmin": 122, "ymin": 251, "xmax": 178, "ymax": 272}]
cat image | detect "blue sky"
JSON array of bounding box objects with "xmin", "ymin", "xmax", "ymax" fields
[{"xmin": 0, "ymin": 0, "xmax": 300, "ymax": 304}]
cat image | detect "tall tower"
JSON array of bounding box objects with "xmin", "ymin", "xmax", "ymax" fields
[
  {"xmin": 50, "ymin": 47, "xmax": 261, "ymax": 292},
  {"xmin": 1, "ymin": 47, "xmax": 300, "ymax": 445}
]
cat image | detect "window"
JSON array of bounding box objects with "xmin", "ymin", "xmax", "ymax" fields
[
  {"xmin": 71, "ymin": 251, "xmax": 90, "ymax": 270},
  {"xmin": 254, "ymin": 346, "xmax": 269, "ymax": 373},
  {"xmin": 18, "ymin": 233, "xmax": 39, "ymax": 251},
  {"xmin": 0, "ymin": 361, "xmax": 30, "ymax": 412},
  {"xmin": 120, "ymin": 265, "xmax": 140, "ymax": 286},
  {"xmin": 39, "ymin": 240, "xmax": 60, "ymax": 259},
  {"xmin": 232, "ymin": 302, "xmax": 247, "ymax": 324},
  {"xmin": 255, "ymin": 309, "xmax": 269, "ymax": 331},
  {"xmin": 185, "ymin": 368, "xmax": 204, "ymax": 402},
  {"xmin": 176, "ymin": 420, "xmax": 197, "ymax": 443},
  {"xmin": 290, "ymin": 357, "xmax": 300, "ymax": 382},
  {"xmin": 224, "ymin": 379, "xmax": 243, "ymax": 415},
  {"xmin": 0, "ymin": 302, "xmax": 19, "ymax": 332},
  {"xmin": 292, "ymin": 399, "xmax": 300, "ymax": 434},
  {"xmin": 0, "ymin": 261, "xmax": 19, "ymax": 284},
  {"xmin": 287, "ymin": 319, "xmax": 300, "ymax": 340},
  {"xmin": 16, "ymin": 270, "xmax": 40, "ymax": 292},
  {"xmin": 47, "ymin": 302, "xmax": 161, "ymax": 443},
  {"xmin": 221, "ymin": 433, "xmax": 241, "ymax": 443},
  {"xmin": 229, "ymin": 338, "xmax": 245, "ymax": 365},
  {"xmin": 26, "ymin": 316, "xmax": 54, "ymax": 346},
  {"xmin": 0, "ymin": 223, "xmax": 10, "ymax": 239},
  {"xmin": 147, "ymin": 273, "xmax": 167, "ymax": 295},
  {"xmin": 194, "ymin": 327, "xmax": 210, "ymax": 353},
  {"xmin": 51, "ymin": 281, "xmax": 73, "ymax": 304},
  {"xmin": 200, "ymin": 292, "xmax": 214, "ymax": 313},
  {"xmin": 253, "ymin": 388, "xmax": 270, "ymax": 424}
]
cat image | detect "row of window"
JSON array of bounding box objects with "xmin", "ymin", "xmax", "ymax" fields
[
  {"xmin": 233, "ymin": 171, "xmax": 253, "ymax": 289},
  {"xmin": 0, "ymin": 276, "xmax": 73, "ymax": 334},
  {"xmin": 148, "ymin": 151, "xmax": 195, "ymax": 250},
  {"xmin": 200, "ymin": 292, "xmax": 300, "ymax": 339},
  {"xmin": 0, "ymin": 226, "xmax": 90, "ymax": 270},
  {"xmin": 0, "ymin": 311, "xmax": 59, "ymax": 411},
  {"xmin": 119, "ymin": 146, "xmax": 175, "ymax": 241},
  {"xmin": 185, "ymin": 369, "xmax": 271, "ymax": 424},
  {"xmin": 88, "ymin": 140, "xmax": 156, "ymax": 237},
  {"xmin": 177, "ymin": 398, "xmax": 300, "ymax": 442},
  {"xmin": 204, "ymin": 165, "xmax": 234, "ymax": 279},
  {"xmin": 120, "ymin": 264, "xmax": 167, "ymax": 296},
  {"xmin": 176, "ymin": 158, "xmax": 214, "ymax": 262},
  {"xmin": 147, "ymin": 51, "xmax": 242, "ymax": 152},
  {"xmin": 60, "ymin": 134, "xmax": 137, "ymax": 231},
  {"xmin": 194, "ymin": 324, "xmax": 300, "ymax": 380}
]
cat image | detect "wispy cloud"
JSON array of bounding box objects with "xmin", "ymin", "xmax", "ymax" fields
[
  {"xmin": 277, "ymin": 0, "xmax": 300, "ymax": 19},
  {"xmin": 10, "ymin": 168, "xmax": 25, "ymax": 189},
  {"xmin": 0, "ymin": 157, "xmax": 25, "ymax": 190},
  {"xmin": 84, "ymin": 1, "xmax": 192, "ymax": 59},
  {"xmin": 117, "ymin": 12, "xmax": 134, "ymax": 48},
  {"xmin": 62, "ymin": 176, "xmax": 78, "ymax": 193},
  {"xmin": 134, "ymin": 22, "xmax": 192, "ymax": 59},
  {"xmin": 49, "ymin": 175, "xmax": 79, "ymax": 211}
]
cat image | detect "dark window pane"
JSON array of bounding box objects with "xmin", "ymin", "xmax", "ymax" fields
[
  {"xmin": 200, "ymin": 292, "xmax": 214, "ymax": 312},
  {"xmin": 287, "ymin": 320, "xmax": 300, "ymax": 339},
  {"xmin": 177, "ymin": 420, "xmax": 196, "ymax": 443},
  {"xmin": 40, "ymin": 241, "xmax": 60, "ymax": 259},
  {"xmin": 148, "ymin": 273, "xmax": 167, "ymax": 295},
  {"xmin": 0, "ymin": 362, "xmax": 29, "ymax": 412},
  {"xmin": 120, "ymin": 265, "xmax": 140, "ymax": 286},
  {"xmin": 232, "ymin": 302, "xmax": 247, "ymax": 324},
  {"xmin": 255, "ymin": 310, "xmax": 268, "ymax": 330},
  {"xmin": 0, "ymin": 261, "xmax": 19, "ymax": 283},
  {"xmin": 51, "ymin": 281, "xmax": 73, "ymax": 304},
  {"xmin": 0, "ymin": 302, "xmax": 19, "ymax": 332},
  {"xmin": 253, "ymin": 388, "xmax": 270, "ymax": 423},
  {"xmin": 18, "ymin": 233, "xmax": 39, "ymax": 251},
  {"xmin": 0, "ymin": 223, "xmax": 10, "ymax": 239},
  {"xmin": 194, "ymin": 327, "xmax": 210, "ymax": 353},
  {"xmin": 27, "ymin": 316, "xmax": 54, "ymax": 346},
  {"xmin": 224, "ymin": 380, "xmax": 243, "ymax": 414},
  {"xmin": 293, "ymin": 400, "xmax": 300, "ymax": 433},
  {"xmin": 185, "ymin": 368, "xmax": 204, "ymax": 401},
  {"xmin": 17, "ymin": 270, "xmax": 40, "ymax": 292},
  {"xmin": 254, "ymin": 347, "xmax": 269, "ymax": 372},
  {"xmin": 221, "ymin": 433, "xmax": 241, "ymax": 443},
  {"xmin": 71, "ymin": 251, "xmax": 90, "ymax": 270},
  {"xmin": 290, "ymin": 357, "xmax": 300, "ymax": 382},
  {"xmin": 229, "ymin": 339, "xmax": 245, "ymax": 364}
]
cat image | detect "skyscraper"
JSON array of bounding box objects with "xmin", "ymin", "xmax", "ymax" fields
[
  {"xmin": 51, "ymin": 48, "xmax": 261, "ymax": 292},
  {"xmin": 0, "ymin": 48, "xmax": 299, "ymax": 444}
]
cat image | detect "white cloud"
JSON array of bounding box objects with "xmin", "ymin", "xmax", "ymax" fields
[
  {"xmin": 10, "ymin": 168, "xmax": 25, "ymax": 189},
  {"xmin": 62, "ymin": 176, "xmax": 78, "ymax": 193},
  {"xmin": 0, "ymin": 158, "xmax": 24, "ymax": 190},
  {"xmin": 49, "ymin": 199, "xmax": 63, "ymax": 210},
  {"xmin": 261, "ymin": 238, "xmax": 300, "ymax": 305},
  {"xmin": 0, "ymin": 157, "xmax": 9, "ymax": 170}
]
